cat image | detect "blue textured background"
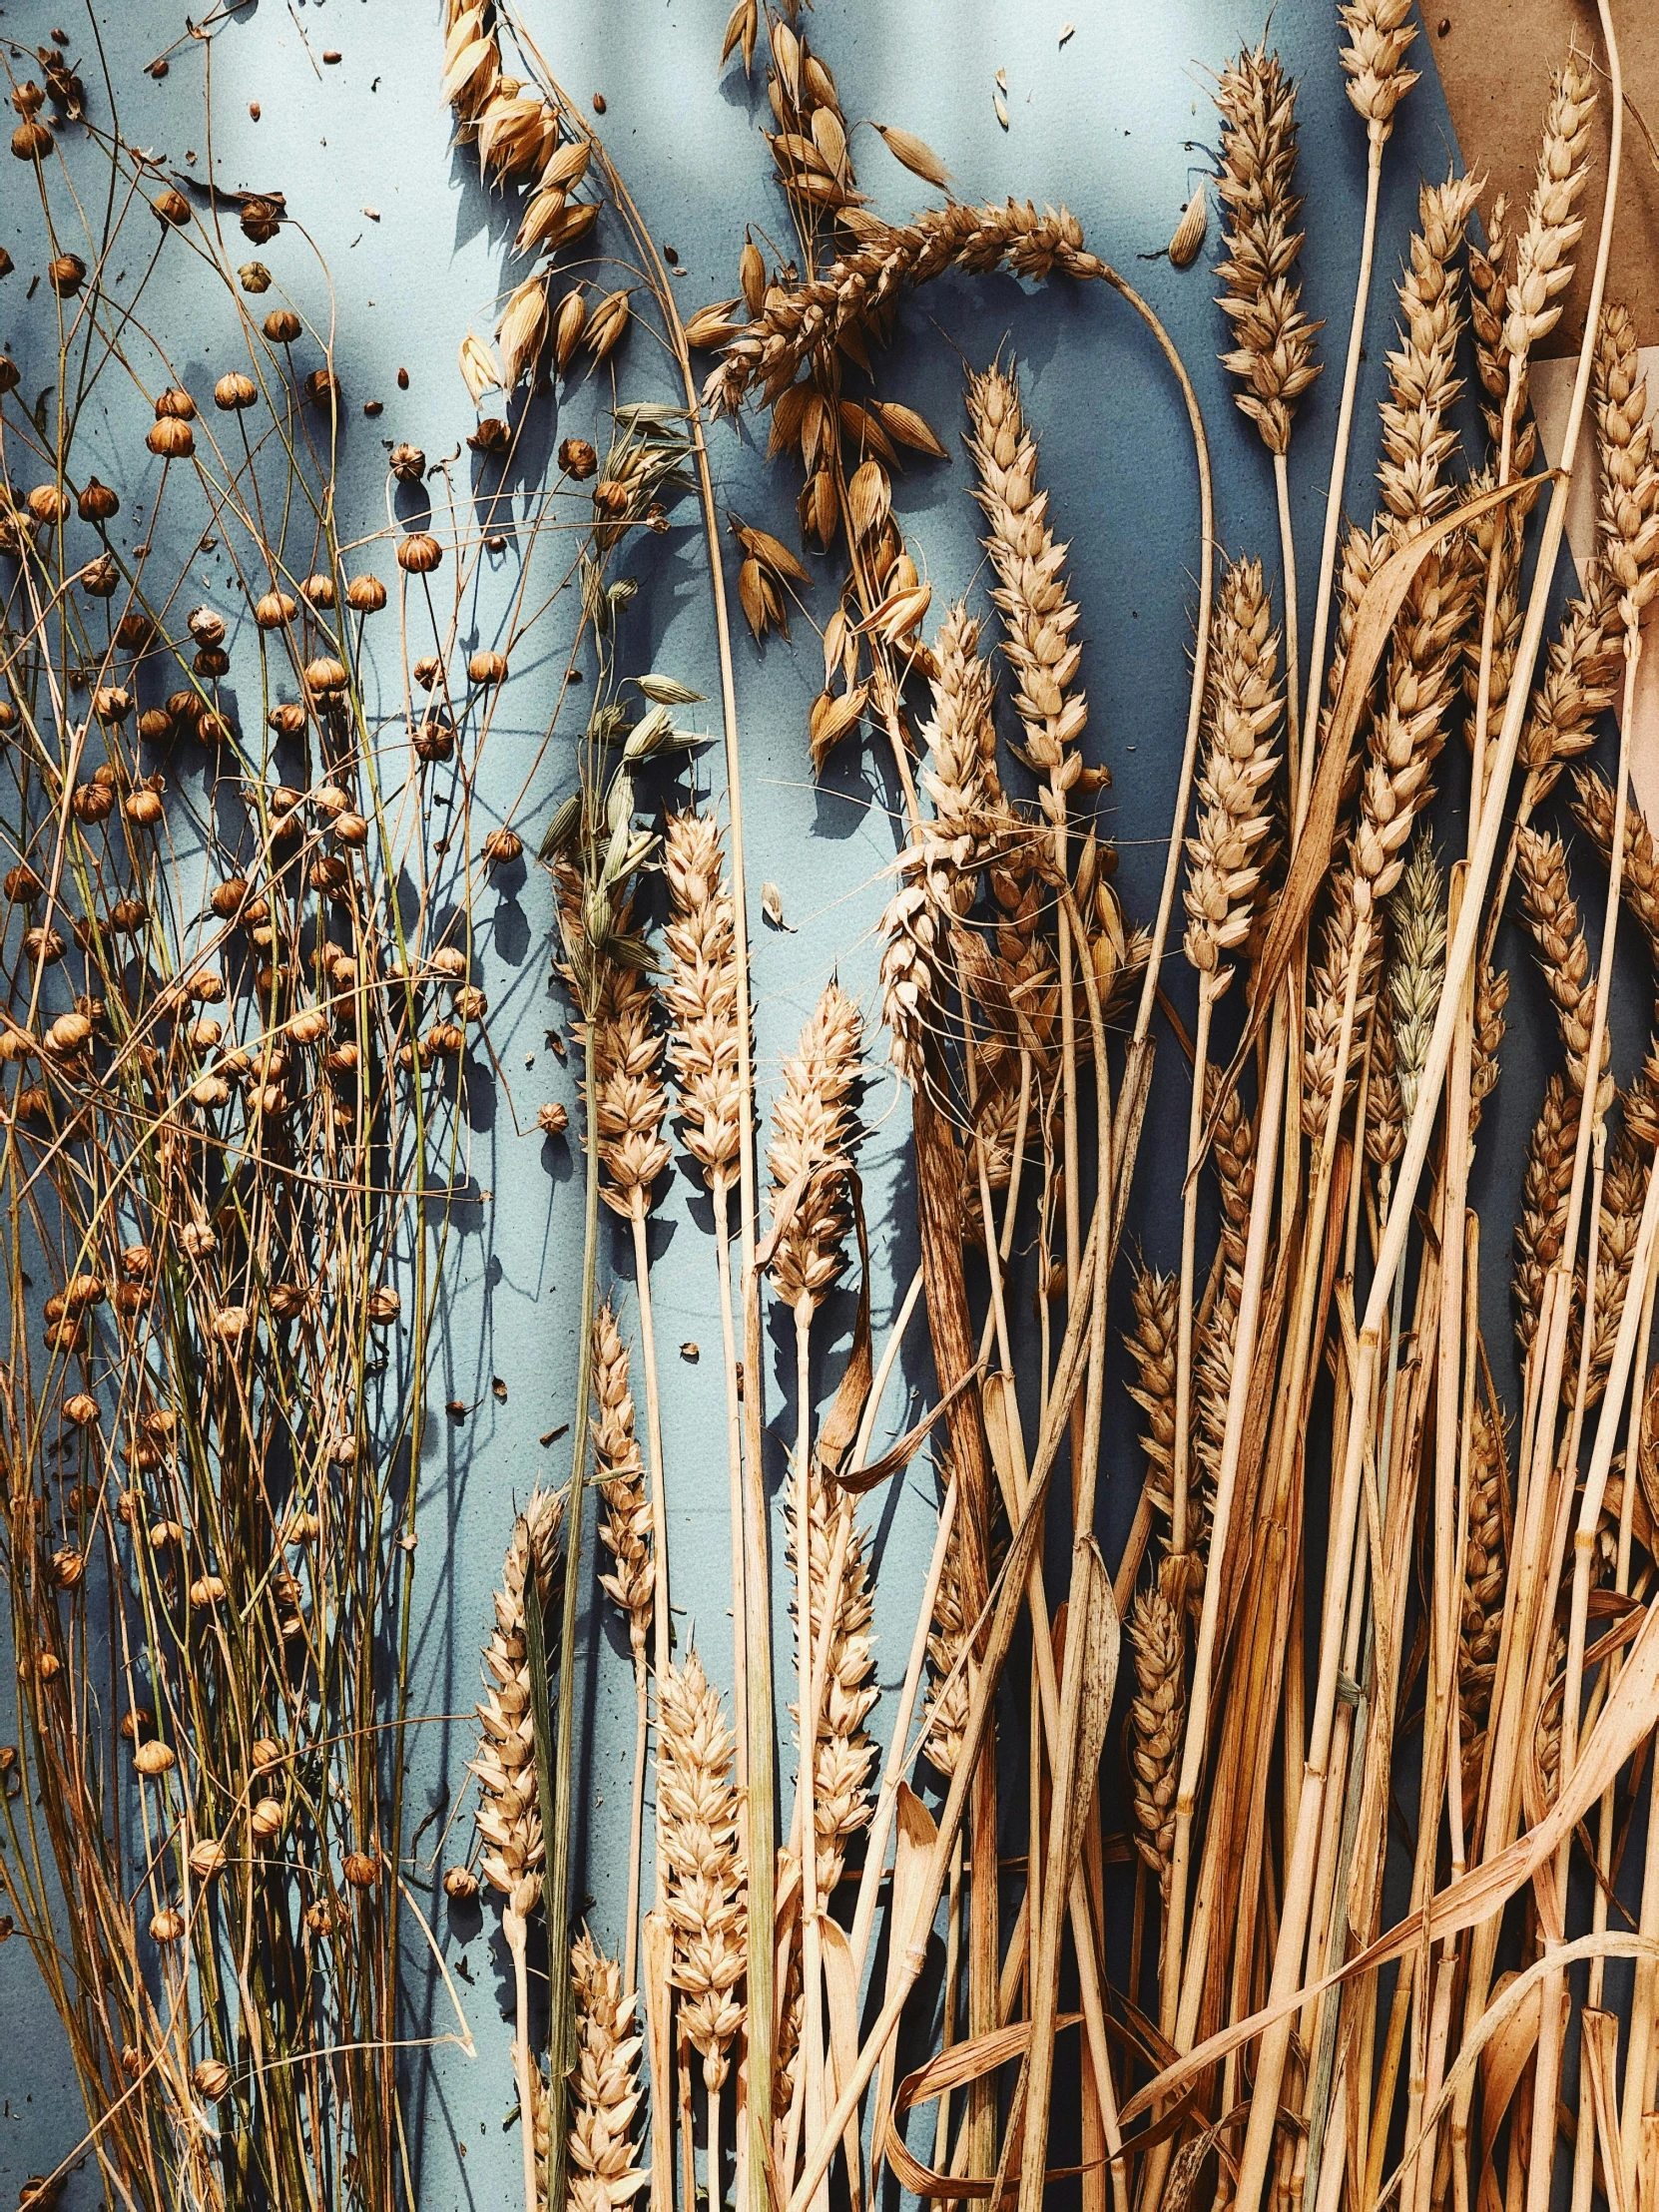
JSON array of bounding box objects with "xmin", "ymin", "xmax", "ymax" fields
[{"xmin": 1, "ymin": 2, "xmax": 1613, "ymax": 2205}]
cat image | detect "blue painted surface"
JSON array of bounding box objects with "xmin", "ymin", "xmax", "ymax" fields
[{"xmin": 1, "ymin": 3, "xmax": 1632, "ymax": 2205}]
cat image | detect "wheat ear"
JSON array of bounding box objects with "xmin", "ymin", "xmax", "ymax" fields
[
  {"xmin": 1215, "ymin": 42, "xmax": 1321, "ymax": 775},
  {"xmin": 766, "ymin": 978, "xmax": 862, "ymax": 2204},
  {"xmin": 1173, "ymin": 555, "xmax": 1282, "ymax": 1558},
  {"xmin": 658, "ymin": 1649, "xmax": 746, "ymax": 2212},
  {"xmin": 593, "ymin": 1300, "xmax": 654, "ymax": 1994},
  {"xmin": 662, "ymin": 811, "xmax": 749, "ymax": 1780},
  {"xmin": 472, "ymin": 1488, "xmax": 566, "ymax": 2212},
  {"xmin": 568, "ymin": 1927, "xmax": 651, "ymax": 2212}
]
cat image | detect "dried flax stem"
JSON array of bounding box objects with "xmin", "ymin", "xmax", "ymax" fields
[{"xmin": 1226, "ymin": 20, "xmax": 1625, "ymax": 2201}]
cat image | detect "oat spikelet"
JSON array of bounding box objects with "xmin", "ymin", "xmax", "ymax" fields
[
  {"xmin": 788, "ymin": 1469, "xmax": 877, "ymax": 1896},
  {"xmin": 471, "ymin": 1488, "xmax": 566, "ymax": 1909},
  {"xmin": 657, "ymin": 1650, "xmax": 746, "ymax": 2092},
  {"xmin": 1339, "ymin": 0, "xmax": 1418, "ymax": 144},
  {"xmin": 1595, "ymin": 299, "xmax": 1659, "ymax": 631},
  {"xmin": 1504, "ymin": 53, "xmax": 1597, "ymax": 369},
  {"xmin": 766, "ymin": 981, "xmax": 863, "ymax": 1317},
  {"xmin": 592, "ymin": 1303, "xmax": 652, "ymax": 1656},
  {"xmin": 1514, "ymin": 828, "xmax": 1613, "ymax": 1115},
  {"xmin": 1126, "ymin": 1580, "xmax": 1185, "ymax": 1898},
  {"xmin": 1215, "ymin": 45, "xmax": 1322, "ymax": 454},
  {"xmin": 1183, "ymin": 556, "xmax": 1283, "ymax": 990},
  {"xmin": 964, "ymin": 359, "xmax": 1087, "ymax": 776},
  {"xmin": 662, "ymin": 815, "xmax": 741, "ymax": 1190},
  {"xmin": 567, "ymin": 1928, "xmax": 650, "ymax": 2212}
]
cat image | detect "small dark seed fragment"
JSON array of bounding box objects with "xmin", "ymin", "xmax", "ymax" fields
[
  {"xmin": 396, "ymin": 366, "xmax": 409, "ymax": 389},
  {"xmin": 592, "ymin": 91, "xmax": 606, "ymax": 112},
  {"xmin": 249, "ymin": 102, "xmax": 261, "ymax": 120},
  {"xmin": 363, "ymin": 399, "xmax": 383, "ymax": 417}
]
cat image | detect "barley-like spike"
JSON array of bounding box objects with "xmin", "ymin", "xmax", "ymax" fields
[{"xmin": 708, "ymin": 201, "xmax": 1102, "ymax": 416}]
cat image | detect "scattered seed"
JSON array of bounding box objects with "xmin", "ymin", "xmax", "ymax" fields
[
  {"xmin": 540, "ymin": 1423, "xmax": 570, "ymax": 1448},
  {"xmin": 761, "ymin": 881, "xmax": 794, "ymax": 930},
  {"xmin": 149, "ymin": 59, "xmax": 169, "ymax": 79},
  {"xmin": 322, "ymin": 49, "xmax": 341, "ymax": 65},
  {"xmin": 492, "ymin": 1378, "xmax": 507, "ymax": 1401},
  {"xmin": 363, "ymin": 399, "xmax": 383, "ymax": 417},
  {"xmin": 1438, "ymin": 15, "xmax": 1451, "ymax": 32},
  {"xmin": 1168, "ymin": 181, "xmax": 1208, "ymax": 269},
  {"xmin": 994, "ymin": 89, "xmax": 1009, "ymax": 130},
  {"xmin": 445, "ymin": 1398, "xmax": 467, "ymax": 1420},
  {"xmin": 592, "ymin": 91, "xmax": 607, "ymax": 113},
  {"xmin": 1059, "ymin": 22, "xmax": 1075, "ymax": 46},
  {"xmin": 249, "ymin": 102, "xmax": 261, "ymax": 121},
  {"xmin": 664, "ymin": 245, "xmax": 679, "ymax": 265},
  {"xmin": 397, "ymin": 365, "xmax": 409, "ymax": 389},
  {"xmin": 680, "ymin": 1342, "xmax": 700, "ymax": 1363},
  {"xmin": 363, "ymin": 207, "xmax": 380, "ymax": 221}
]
